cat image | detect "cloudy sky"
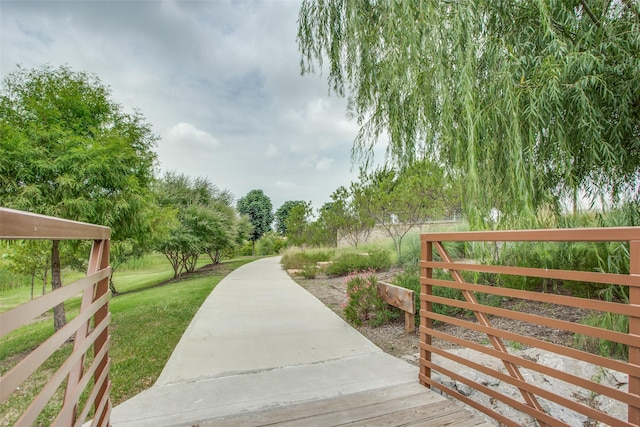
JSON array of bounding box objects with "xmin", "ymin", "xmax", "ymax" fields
[{"xmin": 1, "ymin": 0, "xmax": 382, "ymax": 212}]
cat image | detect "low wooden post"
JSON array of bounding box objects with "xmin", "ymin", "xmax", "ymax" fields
[{"xmin": 377, "ymin": 281, "xmax": 416, "ymax": 333}]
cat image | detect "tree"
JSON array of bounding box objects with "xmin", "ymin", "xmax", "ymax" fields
[
  {"xmin": 237, "ymin": 189, "xmax": 274, "ymax": 255},
  {"xmin": 6, "ymin": 240, "xmax": 50, "ymax": 300},
  {"xmin": 354, "ymin": 160, "xmax": 455, "ymax": 258},
  {"xmin": 275, "ymin": 200, "xmax": 307, "ymax": 235},
  {"xmin": 109, "ymin": 203, "xmax": 175, "ymax": 293},
  {"xmin": 307, "ymin": 202, "xmax": 339, "ymax": 247},
  {"xmin": 298, "ymin": 1, "xmax": 640, "ymax": 225},
  {"xmin": 284, "ymin": 201, "xmax": 312, "ymax": 246},
  {"xmin": 155, "ymin": 173, "xmax": 239, "ymax": 277},
  {"xmin": 0, "ymin": 65, "xmax": 157, "ymax": 330},
  {"xmin": 328, "ymin": 186, "xmax": 375, "ymax": 248}
]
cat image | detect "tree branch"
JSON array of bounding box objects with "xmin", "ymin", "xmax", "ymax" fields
[
  {"xmin": 552, "ymin": 19, "xmax": 577, "ymax": 44},
  {"xmin": 580, "ymin": 0, "xmax": 601, "ymax": 27}
]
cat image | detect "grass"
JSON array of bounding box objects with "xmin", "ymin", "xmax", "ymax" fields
[
  {"xmin": 0, "ymin": 253, "xmax": 211, "ymax": 315},
  {"xmin": 110, "ymin": 252, "xmax": 211, "ymax": 294},
  {"xmin": 0, "ymin": 254, "xmax": 256, "ymax": 426}
]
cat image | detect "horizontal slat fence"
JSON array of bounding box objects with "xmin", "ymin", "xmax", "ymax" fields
[
  {"xmin": 0, "ymin": 207, "xmax": 112, "ymax": 426},
  {"xmin": 420, "ymin": 228, "xmax": 640, "ymax": 427}
]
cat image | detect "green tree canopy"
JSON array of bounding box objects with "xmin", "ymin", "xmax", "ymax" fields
[
  {"xmin": 308, "ymin": 202, "xmax": 339, "ymax": 247},
  {"xmin": 0, "ymin": 65, "xmax": 158, "ymax": 329},
  {"xmin": 284, "ymin": 201, "xmax": 312, "ymax": 246},
  {"xmin": 0, "ymin": 65, "xmax": 157, "ymax": 222},
  {"xmin": 299, "ymin": 1, "xmax": 640, "ymax": 225},
  {"xmin": 275, "ymin": 200, "xmax": 307, "ymax": 235},
  {"xmin": 328, "ymin": 185, "xmax": 375, "ymax": 248},
  {"xmin": 237, "ymin": 189, "xmax": 274, "ymax": 254},
  {"xmin": 155, "ymin": 173, "xmax": 239, "ymax": 277},
  {"xmin": 354, "ymin": 159, "xmax": 456, "ymax": 258}
]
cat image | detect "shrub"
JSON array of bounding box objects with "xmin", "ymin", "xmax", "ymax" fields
[
  {"xmin": 575, "ymin": 285, "xmax": 629, "ymax": 360},
  {"xmin": 343, "ymin": 272, "xmax": 397, "ymax": 326},
  {"xmin": 300, "ymin": 264, "xmax": 319, "ymax": 279},
  {"xmin": 396, "ymin": 233, "xmax": 421, "ymax": 268},
  {"xmin": 255, "ymin": 232, "xmax": 287, "ymax": 256},
  {"xmin": 238, "ymin": 242, "xmax": 253, "ymax": 256},
  {"xmin": 393, "ymin": 266, "xmax": 501, "ymax": 324},
  {"xmin": 575, "ymin": 311, "xmax": 628, "ymax": 360},
  {"xmin": 280, "ymin": 248, "xmax": 334, "ymax": 270},
  {"xmin": 325, "ymin": 249, "xmax": 392, "ymax": 276}
]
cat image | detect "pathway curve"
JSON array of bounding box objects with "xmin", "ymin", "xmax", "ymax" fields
[{"xmin": 109, "ymin": 257, "xmax": 479, "ymax": 426}]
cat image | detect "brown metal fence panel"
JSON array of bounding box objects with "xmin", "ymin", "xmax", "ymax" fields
[
  {"xmin": 420, "ymin": 227, "xmax": 640, "ymax": 427},
  {"xmin": 0, "ymin": 207, "xmax": 111, "ymax": 426}
]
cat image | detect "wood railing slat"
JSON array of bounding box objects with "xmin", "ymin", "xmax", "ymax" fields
[
  {"xmin": 424, "ymin": 344, "xmax": 634, "ymax": 427},
  {"xmin": 425, "ymin": 327, "xmax": 640, "ymax": 407},
  {"xmin": 423, "ymin": 292, "xmax": 640, "ymax": 347},
  {"xmin": 65, "ymin": 240, "xmax": 108, "ymax": 413},
  {"xmin": 421, "ymin": 229, "xmax": 640, "ymax": 426},
  {"xmin": 0, "ymin": 267, "xmax": 111, "ymax": 337},
  {"xmin": 58, "ymin": 347, "xmax": 111, "ymax": 426},
  {"xmin": 0, "ymin": 207, "xmax": 110, "ymax": 240},
  {"xmin": 421, "ymin": 260, "xmax": 640, "ymax": 288},
  {"xmin": 419, "ymin": 374, "xmax": 520, "ymax": 427},
  {"xmin": 14, "ymin": 323, "xmax": 110, "ymax": 427},
  {"xmin": 423, "ymin": 276, "xmax": 638, "ymax": 317},
  {"xmin": 75, "ymin": 348, "xmax": 111, "ymax": 426},
  {"xmin": 421, "ymin": 227, "xmax": 640, "ymax": 242},
  {"xmin": 420, "ymin": 366, "xmax": 569, "ymax": 427},
  {"xmin": 440, "ymin": 345, "xmax": 630, "ymax": 426},
  {"xmin": 86, "ymin": 381, "xmax": 112, "ymax": 427},
  {"xmin": 432, "ymin": 241, "xmax": 549, "ymax": 422},
  {"xmin": 0, "ymin": 208, "xmax": 111, "ymax": 425},
  {"xmin": 421, "ymin": 312, "xmax": 640, "ymax": 377},
  {"xmin": 77, "ymin": 363, "xmax": 111, "ymax": 427},
  {"xmin": 0, "ymin": 292, "xmax": 110, "ymax": 403}
]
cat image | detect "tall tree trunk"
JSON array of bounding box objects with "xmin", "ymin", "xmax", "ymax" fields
[{"xmin": 51, "ymin": 240, "xmax": 67, "ymax": 331}]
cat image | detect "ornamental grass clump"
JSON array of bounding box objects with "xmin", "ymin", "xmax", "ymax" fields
[
  {"xmin": 343, "ymin": 272, "xmax": 397, "ymax": 327},
  {"xmin": 325, "ymin": 249, "xmax": 392, "ymax": 276}
]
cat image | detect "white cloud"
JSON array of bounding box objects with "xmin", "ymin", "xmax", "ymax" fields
[
  {"xmin": 163, "ymin": 123, "xmax": 220, "ymax": 149},
  {"xmin": 316, "ymin": 157, "xmax": 334, "ymax": 171}
]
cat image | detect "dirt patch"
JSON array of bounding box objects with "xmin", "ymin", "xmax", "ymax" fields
[{"xmin": 291, "ymin": 272, "xmax": 592, "ymax": 366}]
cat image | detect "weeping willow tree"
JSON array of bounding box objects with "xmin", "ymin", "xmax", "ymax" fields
[{"xmin": 298, "ymin": 1, "xmax": 640, "ymax": 226}]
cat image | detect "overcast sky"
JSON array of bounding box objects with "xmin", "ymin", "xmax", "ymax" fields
[{"xmin": 1, "ymin": 0, "xmax": 382, "ymax": 212}]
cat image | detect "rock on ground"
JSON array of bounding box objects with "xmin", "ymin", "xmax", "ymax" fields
[{"xmin": 419, "ymin": 347, "xmax": 627, "ymax": 426}]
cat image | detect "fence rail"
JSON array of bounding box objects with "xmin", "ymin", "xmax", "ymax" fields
[
  {"xmin": 0, "ymin": 207, "xmax": 112, "ymax": 426},
  {"xmin": 420, "ymin": 227, "xmax": 640, "ymax": 427}
]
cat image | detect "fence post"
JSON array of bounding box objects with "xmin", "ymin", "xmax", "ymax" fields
[
  {"xmin": 420, "ymin": 239, "xmax": 432, "ymax": 387},
  {"xmin": 630, "ymin": 240, "xmax": 640, "ymax": 425},
  {"xmin": 93, "ymin": 239, "xmax": 111, "ymax": 425}
]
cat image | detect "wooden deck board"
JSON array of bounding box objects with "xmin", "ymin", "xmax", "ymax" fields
[{"xmin": 200, "ymin": 382, "xmax": 492, "ymax": 427}]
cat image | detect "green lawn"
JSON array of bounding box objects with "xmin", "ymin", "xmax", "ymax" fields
[{"xmin": 0, "ymin": 254, "xmax": 257, "ymax": 426}]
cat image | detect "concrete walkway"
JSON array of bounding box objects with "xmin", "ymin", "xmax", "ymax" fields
[{"xmin": 109, "ymin": 257, "xmax": 437, "ymax": 426}]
